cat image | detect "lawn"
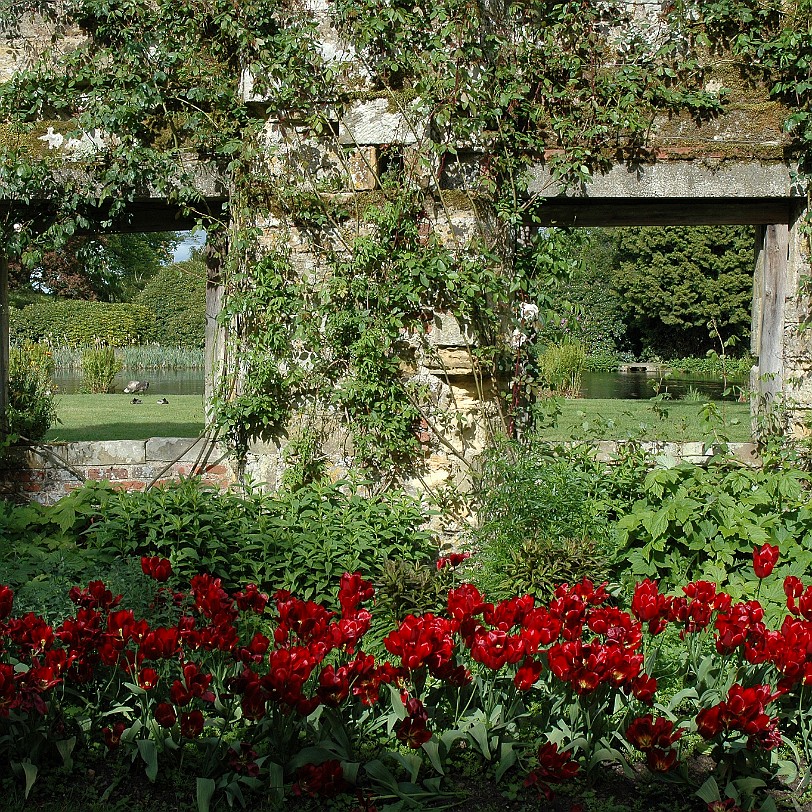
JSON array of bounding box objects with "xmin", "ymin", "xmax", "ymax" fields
[
  {"xmin": 44, "ymin": 394, "xmax": 207, "ymax": 442},
  {"xmin": 545, "ymin": 397, "xmax": 751, "ymax": 442},
  {"xmin": 42, "ymin": 395, "xmax": 751, "ymax": 443}
]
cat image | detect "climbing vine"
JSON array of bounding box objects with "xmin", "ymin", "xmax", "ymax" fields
[{"xmin": 1, "ymin": 1, "xmax": 810, "ymax": 475}]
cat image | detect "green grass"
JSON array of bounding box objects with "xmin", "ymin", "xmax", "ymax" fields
[
  {"xmin": 41, "ymin": 394, "xmax": 751, "ymax": 443},
  {"xmin": 541, "ymin": 398, "xmax": 751, "ymax": 443},
  {"xmin": 45, "ymin": 395, "xmax": 206, "ymax": 442}
]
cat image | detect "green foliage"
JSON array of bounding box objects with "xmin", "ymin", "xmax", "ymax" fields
[
  {"xmin": 45, "ymin": 479, "xmax": 437, "ymax": 605},
  {"xmin": 134, "ymin": 259, "xmax": 206, "ymax": 348},
  {"xmin": 9, "ymin": 233, "xmax": 178, "ymax": 303},
  {"xmin": 5, "ymin": 342, "xmax": 57, "ymax": 443},
  {"xmin": 669, "ymin": 355, "xmax": 753, "ymax": 380},
  {"xmin": 10, "ymin": 299, "xmax": 155, "ymax": 347},
  {"xmin": 613, "ymin": 461, "xmax": 812, "ymax": 619},
  {"xmin": 472, "ymin": 438, "xmax": 610, "ymax": 600},
  {"xmin": 49, "ymin": 344, "xmax": 204, "ymax": 371},
  {"xmin": 81, "ymin": 346, "xmax": 123, "ymax": 394},
  {"xmin": 538, "ymin": 341, "xmax": 587, "ymax": 396},
  {"xmin": 611, "ymin": 226, "xmax": 755, "ymax": 359}
]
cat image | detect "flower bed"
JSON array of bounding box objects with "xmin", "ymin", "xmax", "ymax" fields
[{"xmin": 1, "ymin": 546, "xmax": 809, "ymax": 812}]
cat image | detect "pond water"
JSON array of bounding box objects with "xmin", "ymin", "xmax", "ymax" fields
[
  {"xmin": 53, "ymin": 370, "xmax": 205, "ymax": 395},
  {"xmin": 51, "ymin": 370, "xmax": 744, "ymax": 400},
  {"xmin": 580, "ymin": 371, "xmax": 745, "ymax": 401}
]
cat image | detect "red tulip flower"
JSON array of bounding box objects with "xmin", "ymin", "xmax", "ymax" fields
[{"xmin": 752, "ymin": 543, "xmax": 779, "ymax": 579}]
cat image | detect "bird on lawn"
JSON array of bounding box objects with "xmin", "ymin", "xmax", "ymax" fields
[
  {"xmin": 131, "ymin": 398, "xmax": 142, "ymax": 404},
  {"xmin": 157, "ymin": 398, "xmax": 169, "ymax": 405}
]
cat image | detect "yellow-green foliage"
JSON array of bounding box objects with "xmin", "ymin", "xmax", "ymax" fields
[
  {"xmin": 538, "ymin": 341, "xmax": 587, "ymax": 396},
  {"xmin": 10, "ymin": 300, "xmax": 155, "ymax": 347}
]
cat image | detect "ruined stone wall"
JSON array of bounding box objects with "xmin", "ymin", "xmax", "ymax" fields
[
  {"xmin": 2, "ymin": 2, "xmax": 810, "ymax": 496},
  {"xmin": 2, "ymin": 438, "xmax": 234, "ymax": 505}
]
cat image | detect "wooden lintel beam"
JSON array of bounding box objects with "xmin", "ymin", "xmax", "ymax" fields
[{"xmin": 0, "ymin": 252, "xmax": 8, "ymax": 440}]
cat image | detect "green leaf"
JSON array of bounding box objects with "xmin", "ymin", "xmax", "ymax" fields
[
  {"xmin": 196, "ymin": 777, "xmax": 216, "ymax": 812},
  {"xmin": 421, "ymin": 739, "xmax": 445, "ymax": 775},
  {"xmin": 695, "ymin": 776, "xmax": 720, "ymax": 804},
  {"xmin": 55, "ymin": 737, "xmax": 76, "ymax": 769},
  {"xmin": 137, "ymin": 739, "xmax": 159, "ymax": 782}
]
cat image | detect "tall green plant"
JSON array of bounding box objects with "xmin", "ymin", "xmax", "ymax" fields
[
  {"xmin": 81, "ymin": 346, "xmax": 123, "ymax": 394},
  {"xmin": 5, "ymin": 343, "xmax": 57, "ymax": 443},
  {"xmin": 472, "ymin": 438, "xmax": 610, "ymax": 600}
]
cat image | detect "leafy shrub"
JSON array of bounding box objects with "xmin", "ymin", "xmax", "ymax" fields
[
  {"xmin": 585, "ymin": 350, "xmax": 623, "ymax": 372},
  {"xmin": 81, "ymin": 346, "xmax": 123, "ymax": 393},
  {"xmin": 5, "ymin": 343, "xmax": 57, "ymax": 443},
  {"xmin": 538, "ymin": 341, "xmax": 587, "ymax": 396},
  {"xmin": 134, "ymin": 259, "xmax": 206, "ymax": 348},
  {"xmin": 613, "ymin": 460, "xmax": 812, "ymax": 619},
  {"xmin": 471, "ymin": 438, "xmax": 610, "ymax": 600},
  {"xmin": 9, "ymin": 299, "xmax": 155, "ymax": 346},
  {"xmin": 51, "ymin": 479, "xmax": 437, "ymax": 604},
  {"xmin": 669, "ymin": 354, "xmax": 753, "ymax": 380}
]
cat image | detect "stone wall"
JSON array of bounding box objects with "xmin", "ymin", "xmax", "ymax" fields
[
  {"xmin": 1, "ymin": 438, "xmax": 235, "ymax": 505},
  {"xmin": 1, "ymin": 437, "xmax": 760, "ymax": 505}
]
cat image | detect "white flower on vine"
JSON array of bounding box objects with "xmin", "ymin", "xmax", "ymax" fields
[
  {"xmin": 519, "ymin": 302, "xmax": 539, "ymax": 322},
  {"xmin": 510, "ymin": 329, "xmax": 528, "ymax": 350}
]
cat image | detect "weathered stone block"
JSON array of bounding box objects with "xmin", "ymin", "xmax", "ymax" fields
[
  {"xmin": 146, "ymin": 437, "xmax": 216, "ymax": 463},
  {"xmin": 66, "ymin": 441, "xmax": 146, "ymax": 466},
  {"xmin": 339, "ymin": 98, "xmax": 426, "ymax": 146},
  {"xmin": 344, "ymin": 147, "xmax": 377, "ymax": 191},
  {"xmin": 426, "ymin": 312, "xmax": 477, "ymax": 348},
  {"xmin": 423, "ymin": 348, "xmax": 476, "ymax": 377}
]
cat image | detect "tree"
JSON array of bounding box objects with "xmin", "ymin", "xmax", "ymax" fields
[
  {"xmin": 9, "ymin": 233, "xmax": 179, "ymax": 302},
  {"xmin": 134, "ymin": 258, "xmax": 206, "ymax": 348},
  {"xmin": 610, "ymin": 226, "xmax": 754, "ymax": 359}
]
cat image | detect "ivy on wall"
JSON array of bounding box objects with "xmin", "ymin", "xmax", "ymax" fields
[{"xmin": 1, "ymin": 1, "xmax": 810, "ymax": 474}]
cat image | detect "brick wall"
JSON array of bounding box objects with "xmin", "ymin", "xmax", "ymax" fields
[{"xmin": 1, "ymin": 437, "xmax": 235, "ymax": 504}]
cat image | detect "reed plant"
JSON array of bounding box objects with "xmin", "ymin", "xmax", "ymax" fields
[
  {"xmin": 36, "ymin": 344, "xmax": 204, "ymax": 371},
  {"xmin": 538, "ymin": 340, "xmax": 587, "ymax": 397}
]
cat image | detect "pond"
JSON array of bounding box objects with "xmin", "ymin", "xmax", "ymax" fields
[
  {"xmin": 579, "ymin": 371, "xmax": 746, "ymax": 401},
  {"xmin": 53, "ymin": 370, "xmax": 205, "ymax": 396},
  {"xmin": 50, "ymin": 370, "xmax": 745, "ymax": 400}
]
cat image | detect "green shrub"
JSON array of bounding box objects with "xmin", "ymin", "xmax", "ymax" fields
[
  {"xmin": 538, "ymin": 340, "xmax": 587, "ymax": 396},
  {"xmin": 471, "ymin": 438, "xmax": 610, "ymax": 600},
  {"xmin": 63, "ymin": 478, "xmax": 436, "ymax": 604},
  {"xmin": 669, "ymin": 354, "xmax": 753, "ymax": 380},
  {"xmin": 134, "ymin": 259, "xmax": 206, "ymax": 348},
  {"xmin": 5, "ymin": 343, "xmax": 57, "ymax": 442},
  {"xmin": 613, "ymin": 461, "xmax": 812, "ymax": 620},
  {"xmin": 9, "ymin": 299, "xmax": 155, "ymax": 346},
  {"xmin": 81, "ymin": 346, "xmax": 123, "ymax": 393}
]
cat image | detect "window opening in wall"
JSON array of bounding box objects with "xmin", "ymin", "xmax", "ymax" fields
[{"xmin": 8, "ymin": 228, "xmax": 208, "ymax": 444}]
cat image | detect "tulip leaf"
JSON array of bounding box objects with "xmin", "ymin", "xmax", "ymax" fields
[
  {"xmin": 137, "ymin": 739, "xmax": 159, "ymax": 782},
  {"xmin": 196, "ymin": 777, "xmax": 216, "ymax": 812}
]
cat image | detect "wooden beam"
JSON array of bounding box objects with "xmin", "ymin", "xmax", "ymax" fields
[
  {"xmin": 528, "ymin": 198, "xmax": 795, "ymax": 227},
  {"xmin": 0, "ymin": 252, "xmax": 8, "ymax": 440},
  {"xmin": 755, "ymin": 223, "xmax": 790, "ymax": 402}
]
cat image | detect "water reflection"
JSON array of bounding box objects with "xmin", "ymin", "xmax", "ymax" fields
[
  {"xmin": 53, "ymin": 370, "xmax": 205, "ymax": 396},
  {"xmin": 580, "ymin": 371, "xmax": 744, "ymax": 401}
]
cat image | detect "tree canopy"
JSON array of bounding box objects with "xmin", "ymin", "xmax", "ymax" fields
[
  {"xmin": 9, "ymin": 233, "xmax": 179, "ymax": 302},
  {"xmin": 611, "ymin": 226, "xmax": 754, "ymax": 359}
]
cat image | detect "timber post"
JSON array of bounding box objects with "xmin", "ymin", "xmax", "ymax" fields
[{"xmin": 0, "ymin": 252, "xmax": 8, "ymax": 441}]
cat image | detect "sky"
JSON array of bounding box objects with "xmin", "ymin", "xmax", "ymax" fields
[{"xmin": 172, "ymin": 229, "xmax": 207, "ymax": 262}]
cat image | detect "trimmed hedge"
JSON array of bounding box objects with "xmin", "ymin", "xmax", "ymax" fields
[
  {"xmin": 134, "ymin": 259, "xmax": 206, "ymax": 348},
  {"xmin": 10, "ymin": 300, "xmax": 155, "ymax": 346}
]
